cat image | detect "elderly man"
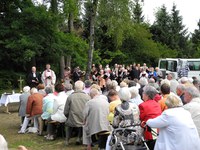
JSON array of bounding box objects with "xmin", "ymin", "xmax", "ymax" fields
[
  {"xmin": 83, "ymin": 87, "xmax": 110, "ymax": 150},
  {"xmin": 176, "ymin": 84, "xmax": 186, "ymax": 104},
  {"xmin": 183, "ymin": 86, "xmax": 200, "ymax": 136},
  {"xmin": 64, "ymin": 81, "xmax": 91, "ymax": 145},
  {"xmin": 27, "ymin": 66, "xmax": 41, "ymax": 88},
  {"xmin": 167, "ymin": 73, "xmax": 179, "ymax": 94}
]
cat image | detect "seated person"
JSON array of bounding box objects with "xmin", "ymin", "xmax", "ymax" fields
[{"xmin": 46, "ymin": 84, "xmax": 67, "ymax": 140}]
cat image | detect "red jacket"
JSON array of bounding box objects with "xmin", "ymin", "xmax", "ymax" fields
[
  {"xmin": 26, "ymin": 93, "xmax": 43, "ymax": 117},
  {"xmin": 139, "ymin": 99, "xmax": 161, "ymax": 140}
]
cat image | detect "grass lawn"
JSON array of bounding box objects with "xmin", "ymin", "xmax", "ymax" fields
[{"xmin": 0, "ymin": 103, "xmax": 97, "ymax": 150}]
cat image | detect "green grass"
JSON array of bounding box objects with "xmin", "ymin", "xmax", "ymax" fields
[{"xmin": 0, "ymin": 103, "xmax": 98, "ymax": 150}]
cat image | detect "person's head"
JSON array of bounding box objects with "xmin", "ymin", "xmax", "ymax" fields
[
  {"xmin": 176, "ymin": 84, "xmax": 185, "ymax": 96},
  {"xmin": 30, "ymin": 87, "xmax": 38, "ymax": 94},
  {"xmin": 165, "ymin": 95, "xmax": 183, "ymax": 108},
  {"xmin": 45, "ymin": 86, "xmax": 53, "ymax": 94},
  {"xmin": 128, "ymin": 80, "xmax": 136, "ymax": 87},
  {"xmin": 84, "ymin": 80, "xmax": 92, "ymax": 88},
  {"xmin": 148, "ymin": 78, "xmax": 155, "ymax": 83},
  {"xmin": 55, "ymin": 83, "xmax": 65, "ymax": 93},
  {"xmin": 139, "ymin": 77, "xmax": 148, "ymax": 86},
  {"xmin": 37, "ymin": 84, "xmax": 45, "ymax": 90},
  {"xmin": 64, "ymin": 83, "xmax": 73, "ymax": 91},
  {"xmin": 0, "ymin": 134, "xmax": 8, "ymax": 150},
  {"xmin": 46, "ymin": 64, "xmax": 51, "ymax": 70},
  {"xmin": 129, "ymin": 86, "xmax": 139, "ymax": 98},
  {"xmin": 32, "ymin": 66, "xmax": 36, "ymax": 73},
  {"xmin": 90, "ymin": 84, "xmax": 101, "ymax": 92},
  {"xmin": 167, "ymin": 73, "xmax": 175, "ymax": 80},
  {"xmin": 160, "ymin": 79, "xmax": 170, "ymax": 87},
  {"xmin": 180, "ymin": 77, "xmax": 189, "ymax": 84},
  {"xmin": 184, "ymin": 86, "xmax": 200, "ymax": 103},
  {"xmin": 106, "ymin": 80, "xmax": 115, "ymax": 91},
  {"xmin": 120, "ymin": 81, "xmax": 128, "ymax": 88},
  {"xmin": 142, "ymin": 86, "xmax": 158, "ymax": 101},
  {"xmin": 161, "ymin": 83, "xmax": 170, "ymax": 95},
  {"xmin": 118, "ymin": 87, "xmax": 131, "ymax": 101},
  {"xmin": 75, "ymin": 80, "xmax": 84, "ymax": 91},
  {"xmin": 23, "ymin": 86, "xmax": 30, "ymax": 93},
  {"xmin": 107, "ymin": 89, "xmax": 119, "ymax": 102},
  {"xmin": 89, "ymin": 88, "xmax": 100, "ymax": 98},
  {"xmin": 193, "ymin": 79, "xmax": 200, "ymax": 89}
]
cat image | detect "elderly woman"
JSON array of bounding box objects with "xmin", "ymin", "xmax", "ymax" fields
[
  {"xmin": 139, "ymin": 86, "xmax": 162, "ymax": 150},
  {"xmin": 129, "ymin": 86, "xmax": 143, "ymax": 106},
  {"xmin": 46, "ymin": 83, "xmax": 68, "ymax": 140},
  {"xmin": 40, "ymin": 86, "xmax": 56, "ymax": 135},
  {"xmin": 18, "ymin": 86, "xmax": 31, "ymax": 125},
  {"xmin": 113, "ymin": 87, "xmax": 140, "ymax": 128},
  {"xmin": 147, "ymin": 95, "xmax": 200, "ymax": 150}
]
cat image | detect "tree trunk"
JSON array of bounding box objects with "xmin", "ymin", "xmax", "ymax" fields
[
  {"xmin": 85, "ymin": 0, "xmax": 98, "ymax": 80},
  {"xmin": 68, "ymin": 12, "xmax": 74, "ymax": 33},
  {"xmin": 66, "ymin": 55, "xmax": 71, "ymax": 68},
  {"xmin": 60, "ymin": 56, "xmax": 65, "ymax": 79}
]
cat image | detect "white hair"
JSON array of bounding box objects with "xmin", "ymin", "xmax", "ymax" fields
[
  {"xmin": 30, "ymin": 87, "xmax": 38, "ymax": 94},
  {"xmin": 129, "ymin": 86, "xmax": 139, "ymax": 98},
  {"xmin": 89, "ymin": 88, "xmax": 100, "ymax": 98},
  {"xmin": 118, "ymin": 87, "xmax": 131, "ymax": 101},
  {"xmin": 165, "ymin": 95, "xmax": 183, "ymax": 108},
  {"xmin": 0, "ymin": 134, "xmax": 8, "ymax": 150},
  {"xmin": 23, "ymin": 86, "xmax": 30, "ymax": 93},
  {"xmin": 160, "ymin": 79, "xmax": 170, "ymax": 86},
  {"xmin": 180, "ymin": 77, "xmax": 189, "ymax": 84},
  {"xmin": 75, "ymin": 80, "xmax": 84, "ymax": 91}
]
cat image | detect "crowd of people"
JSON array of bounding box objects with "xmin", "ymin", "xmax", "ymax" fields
[{"xmin": 1, "ymin": 63, "xmax": 200, "ymax": 150}]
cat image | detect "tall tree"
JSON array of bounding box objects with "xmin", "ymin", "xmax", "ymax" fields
[
  {"xmin": 170, "ymin": 4, "xmax": 189, "ymax": 57},
  {"xmin": 132, "ymin": 0, "xmax": 144, "ymax": 24},
  {"xmin": 85, "ymin": 0, "xmax": 98, "ymax": 80},
  {"xmin": 150, "ymin": 5, "xmax": 171, "ymax": 46},
  {"xmin": 191, "ymin": 19, "xmax": 200, "ymax": 57}
]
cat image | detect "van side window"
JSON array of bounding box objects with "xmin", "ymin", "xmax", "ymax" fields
[{"xmin": 188, "ymin": 61, "xmax": 200, "ymax": 71}]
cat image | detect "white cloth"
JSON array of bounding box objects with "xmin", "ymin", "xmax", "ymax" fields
[
  {"xmin": 41, "ymin": 69, "xmax": 56, "ymax": 86},
  {"xmin": 183, "ymin": 97, "xmax": 200, "ymax": 136},
  {"xmin": 0, "ymin": 93, "xmax": 21, "ymax": 106},
  {"xmin": 51, "ymin": 91, "xmax": 67, "ymax": 123},
  {"xmin": 147, "ymin": 107, "xmax": 200, "ymax": 150}
]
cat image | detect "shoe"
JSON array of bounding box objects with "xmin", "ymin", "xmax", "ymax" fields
[
  {"xmin": 46, "ymin": 135, "xmax": 55, "ymax": 141},
  {"xmin": 18, "ymin": 130, "xmax": 25, "ymax": 134}
]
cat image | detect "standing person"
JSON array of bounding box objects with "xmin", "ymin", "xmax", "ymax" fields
[
  {"xmin": 18, "ymin": 88, "xmax": 43, "ymax": 134},
  {"xmin": 183, "ymin": 86, "xmax": 200, "ymax": 136},
  {"xmin": 147, "ymin": 95, "xmax": 200, "ymax": 150},
  {"xmin": 18, "ymin": 86, "xmax": 31, "ymax": 125},
  {"xmin": 139, "ymin": 86, "xmax": 162, "ymax": 150},
  {"xmin": 27, "ymin": 66, "xmax": 41, "ymax": 88},
  {"xmin": 64, "ymin": 81, "xmax": 91, "ymax": 145},
  {"xmin": 41, "ymin": 64, "xmax": 56, "ymax": 87},
  {"xmin": 83, "ymin": 88, "xmax": 111, "ymax": 150}
]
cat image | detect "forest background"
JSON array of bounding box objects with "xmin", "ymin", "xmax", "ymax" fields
[{"xmin": 1, "ymin": 0, "xmax": 200, "ymax": 90}]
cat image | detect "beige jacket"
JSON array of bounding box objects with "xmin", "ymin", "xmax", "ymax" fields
[{"xmin": 183, "ymin": 97, "xmax": 200, "ymax": 136}]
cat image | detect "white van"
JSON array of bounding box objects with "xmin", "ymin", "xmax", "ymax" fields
[{"xmin": 158, "ymin": 58, "xmax": 200, "ymax": 80}]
